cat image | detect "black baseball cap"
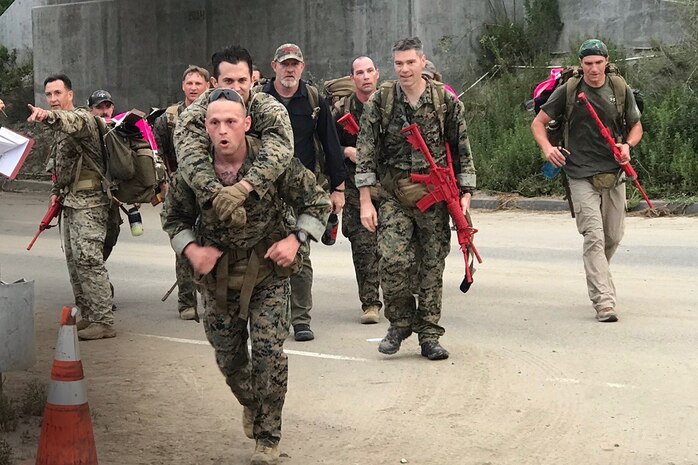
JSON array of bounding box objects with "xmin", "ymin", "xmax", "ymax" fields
[{"xmin": 88, "ymin": 90, "xmax": 113, "ymax": 107}]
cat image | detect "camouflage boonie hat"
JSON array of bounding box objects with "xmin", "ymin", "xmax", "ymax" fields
[
  {"xmin": 578, "ymin": 39, "xmax": 608, "ymax": 59},
  {"xmin": 274, "ymin": 43, "xmax": 304, "ymax": 63}
]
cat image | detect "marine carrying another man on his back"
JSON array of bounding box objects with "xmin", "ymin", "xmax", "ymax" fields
[{"xmin": 162, "ymin": 88, "xmax": 330, "ymax": 465}]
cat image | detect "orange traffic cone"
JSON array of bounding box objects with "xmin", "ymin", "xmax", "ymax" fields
[{"xmin": 36, "ymin": 306, "xmax": 98, "ymax": 465}]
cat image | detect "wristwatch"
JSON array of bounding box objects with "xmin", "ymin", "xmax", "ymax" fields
[{"xmin": 293, "ymin": 229, "xmax": 309, "ymax": 244}]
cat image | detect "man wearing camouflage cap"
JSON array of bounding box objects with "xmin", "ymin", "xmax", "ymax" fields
[
  {"xmin": 262, "ymin": 43, "xmax": 346, "ymax": 342},
  {"xmin": 531, "ymin": 39, "xmax": 643, "ymax": 323}
]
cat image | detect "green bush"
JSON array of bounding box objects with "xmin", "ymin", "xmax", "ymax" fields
[
  {"xmin": 467, "ymin": 0, "xmax": 698, "ymax": 197},
  {"xmin": 0, "ymin": 45, "xmax": 33, "ymax": 121}
]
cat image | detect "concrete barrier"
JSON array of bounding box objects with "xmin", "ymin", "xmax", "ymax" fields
[{"xmin": 0, "ymin": 279, "xmax": 36, "ymax": 372}]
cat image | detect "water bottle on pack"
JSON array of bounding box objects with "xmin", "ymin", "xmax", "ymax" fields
[
  {"xmin": 127, "ymin": 207, "xmax": 144, "ymax": 236},
  {"xmin": 321, "ymin": 213, "xmax": 339, "ymax": 246}
]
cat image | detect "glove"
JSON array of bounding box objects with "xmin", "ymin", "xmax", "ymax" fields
[
  {"xmin": 212, "ymin": 183, "xmax": 249, "ymax": 222},
  {"xmin": 226, "ymin": 206, "xmax": 247, "ymax": 229}
]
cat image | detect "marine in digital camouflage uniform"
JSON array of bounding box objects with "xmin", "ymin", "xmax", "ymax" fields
[
  {"xmin": 153, "ymin": 65, "xmax": 210, "ymax": 320},
  {"xmin": 30, "ymin": 74, "xmax": 115, "ymax": 341},
  {"xmin": 162, "ymin": 91, "xmax": 329, "ymax": 464},
  {"xmin": 355, "ymin": 38, "xmax": 476, "ymax": 361},
  {"xmin": 331, "ymin": 56, "xmax": 383, "ymax": 324}
]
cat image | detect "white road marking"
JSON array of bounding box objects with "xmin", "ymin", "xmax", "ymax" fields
[
  {"xmin": 133, "ymin": 333, "xmax": 369, "ymax": 362},
  {"xmin": 546, "ymin": 377, "xmax": 637, "ymax": 389}
]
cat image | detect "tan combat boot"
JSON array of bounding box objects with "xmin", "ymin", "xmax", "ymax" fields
[
  {"xmin": 76, "ymin": 319, "xmax": 90, "ymax": 331},
  {"xmin": 360, "ymin": 305, "xmax": 381, "ymax": 324},
  {"xmin": 242, "ymin": 407, "xmax": 255, "ymax": 439},
  {"xmin": 250, "ymin": 441, "xmax": 280, "ymax": 465},
  {"xmin": 179, "ymin": 307, "xmax": 197, "ymax": 321},
  {"xmin": 77, "ymin": 323, "xmax": 116, "ymax": 340}
]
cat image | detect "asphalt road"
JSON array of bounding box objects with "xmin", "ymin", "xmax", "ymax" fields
[{"xmin": 1, "ymin": 191, "xmax": 696, "ymax": 465}]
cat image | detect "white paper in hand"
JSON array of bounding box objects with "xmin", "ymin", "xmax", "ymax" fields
[{"xmin": 0, "ymin": 126, "xmax": 35, "ymax": 180}]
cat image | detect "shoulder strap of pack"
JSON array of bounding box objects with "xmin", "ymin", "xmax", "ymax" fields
[
  {"xmin": 165, "ymin": 104, "xmax": 180, "ymax": 129},
  {"xmin": 564, "ymin": 73, "xmax": 582, "ymax": 121},
  {"xmin": 343, "ymin": 94, "xmax": 352, "ymax": 115},
  {"xmin": 378, "ymin": 80, "xmax": 397, "ymax": 132},
  {"xmin": 429, "ymin": 80, "xmax": 447, "ymax": 137},
  {"xmin": 562, "ymin": 72, "xmax": 583, "ymax": 146},
  {"xmin": 607, "ymin": 73, "xmax": 627, "ymax": 127},
  {"xmin": 306, "ymin": 84, "xmax": 320, "ymax": 121}
]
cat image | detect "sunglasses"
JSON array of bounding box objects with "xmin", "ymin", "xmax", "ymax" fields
[{"xmin": 208, "ymin": 88, "xmax": 246, "ymax": 112}]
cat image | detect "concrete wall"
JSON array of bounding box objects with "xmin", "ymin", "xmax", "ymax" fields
[
  {"xmin": 0, "ymin": 0, "xmax": 39, "ymax": 56},
  {"xmin": 25, "ymin": 0, "xmax": 684, "ymax": 112}
]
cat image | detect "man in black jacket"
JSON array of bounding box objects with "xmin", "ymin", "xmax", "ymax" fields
[{"xmin": 262, "ymin": 43, "xmax": 346, "ymax": 341}]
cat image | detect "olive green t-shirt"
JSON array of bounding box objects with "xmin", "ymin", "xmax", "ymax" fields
[{"xmin": 541, "ymin": 77, "xmax": 641, "ymax": 179}]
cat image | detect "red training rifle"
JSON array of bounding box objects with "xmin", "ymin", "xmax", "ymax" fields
[
  {"xmin": 577, "ymin": 92, "xmax": 653, "ymax": 209},
  {"xmin": 400, "ymin": 123, "xmax": 482, "ymax": 293},
  {"xmin": 337, "ymin": 113, "xmax": 360, "ymax": 136},
  {"xmin": 27, "ymin": 201, "xmax": 62, "ymax": 250}
]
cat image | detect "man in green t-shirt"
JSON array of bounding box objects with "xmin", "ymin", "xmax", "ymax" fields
[{"xmin": 531, "ymin": 39, "xmax": 643, "ymax": 323}]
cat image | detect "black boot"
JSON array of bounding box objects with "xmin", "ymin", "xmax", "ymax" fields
[
  {"xmin": 420, "ymin": 340, "xmax": 450, "ymax": 360},
  {"xmin": 378, "ymin": 327, "xmax": 412, "ymax": 355}
]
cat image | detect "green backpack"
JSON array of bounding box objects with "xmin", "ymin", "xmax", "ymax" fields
[
  {"xmin": 323, "ymin": 75, "xmax": 355, "ymax": 108},
  {"xmin": 92, "ymin": 113, "xmax": 166, "ymax": 204}
]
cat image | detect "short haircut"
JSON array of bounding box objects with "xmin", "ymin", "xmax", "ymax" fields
[
  {"xmin": 392, "ymin": 37, "xmax": 424, "ymax": 55},
  {"xmin": 350, "ymin": 56, "xmax": 373, "ymax": 75},
  {"xmin": 182, "ymin": 65, "xmax": 210, "ymax": 82},
  {"xmin": 211, "ymin": 45, "xmax": 254, "ymax": 79},
  {"xmin": 44, "ymin": 74, "xmax": 72, "ymax": 90}
]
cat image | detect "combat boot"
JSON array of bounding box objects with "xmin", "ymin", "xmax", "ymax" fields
[
  {"xmin": 250, "ymin": 441, "xmax": 280, "ymax": 465},
  {"xmin": 360, "ymin": 305, "xmax": 381, "ymax": 324},
  {"xmin": 420, "ymin": 340, "xmax": 450, "ymax": 360},
  {"xmin": 77, "ymin": 323, "xmax": 116, "ymax": 341},
  {"xmin": 378, "ymin": 326, "xmax": 412, "ymax": 355},
  {"xmin": 242, "ymin": 406, "xmax": 255, "ymax": 439},
  {"xmin": 76, "ymin": 319, "xmax": 90, "ymax": 331},
  {"xmin": 179, "ymin": 307, "xmax": 197, "ymax": 321}
]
